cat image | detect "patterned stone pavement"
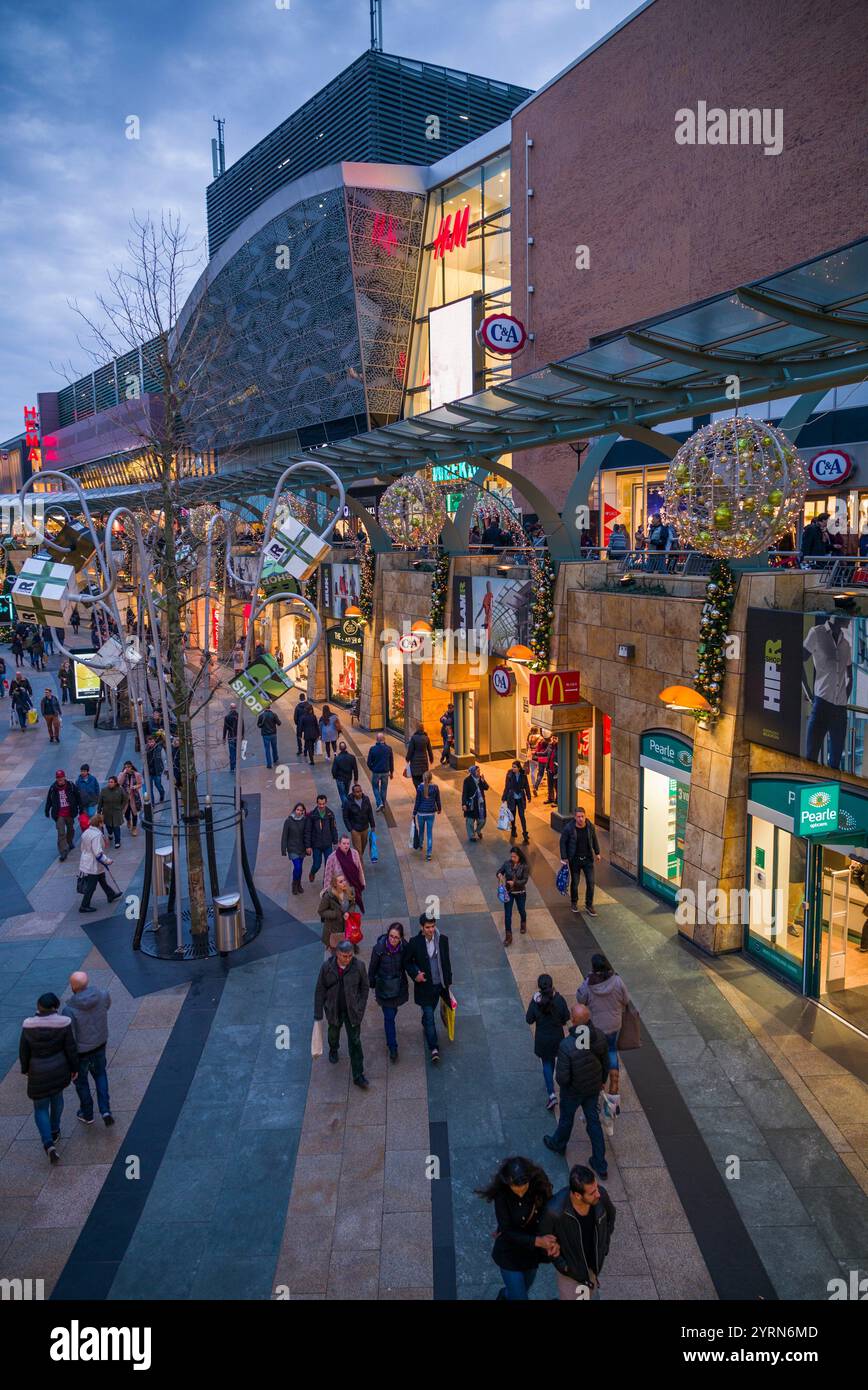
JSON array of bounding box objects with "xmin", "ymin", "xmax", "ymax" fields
[{"xmin": 1, "ymin": 652, "xmax": 867, "ymax": 1300}]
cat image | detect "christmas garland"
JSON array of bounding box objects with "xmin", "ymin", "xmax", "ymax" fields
[
  {"xmin": 430, "ymin": 552, "xmax": 450, "ymax": 631},
  {"xmin": 529, "ymin": 549, "xmax": 555, "ymax": 671},
  {"xmin": 694, "ymin": 559, "xmax": 736, "ymax": 723},
  {"xmin": 354, "ymin": 536, "xmax": 376, "ymax": 625}
]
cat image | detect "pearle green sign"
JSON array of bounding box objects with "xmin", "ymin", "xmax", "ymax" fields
[{"xmin": 798, "ymin": 783, "xmax": 840, "ymax": 836}]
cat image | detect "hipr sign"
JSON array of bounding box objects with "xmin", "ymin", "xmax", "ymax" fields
[{"xmin": 529, "ymin": 670, "xmax": 581, "ymax": 705}]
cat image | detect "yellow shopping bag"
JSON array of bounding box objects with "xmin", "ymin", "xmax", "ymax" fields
[
  {"xmin": 439, "ymin": 990, "xmax": 457, "ymax": 1042},
  {"xmin": 26, "ymin": 708, "xmax": 38, "ymax": 725}
]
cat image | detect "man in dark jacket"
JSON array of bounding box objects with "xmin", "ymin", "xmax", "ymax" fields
[
  {"xmin": 305, "ymin": 794, "xmax": 338, "ymax": 880},
  {"xmin": 45, "ymin": 769, "xmax": 81, "ymax": 862},
  {"xmin": 539, "ymin": 1164, "xmax": 617, "ymax": 1300},
  {"xmin": 332, "ymin": 741, "xmax": 358, "ymax": 805},
  {"xmin": 461, "ymin": 765, "xmax": 488, "ymax": 841},
  {"xmin": 299, "ymin": 701, "xmax": 320, "ymax": 764},
  {"xmin": 314, "ymin": 940, "xmax": 370, "ymax": 1088},
  {"xmin": 343, "ymin": 783, "xmax": 375, "ymax": 859},
  {"xmin": 293, "ymin": 692, "xmax": 308, "ymax": 755},
  {"xmin": 41, "ymin": 688, "xmax": 62, "ymax": 743},
  {"xmin": 256, "ymin": 707, "xmax": 281, "ymax": 769},
  {"xmin": 75, "ymin": 764, "xmax": 100, "ymax": 817},
  {"xmin": 145, "ymin": 737, "xmax": 166, "ymax": 803},
  {"xmin": 543, "ymin": 1004, "xmax": 609, "ymax": 1175},
  {"xmin": 404, "ymin": 913, "xmax": 453, "ymax": 1065},
  {"xmin": 559, "ymin": 806, "xmax": 601, "ymax": 916},
  {"xmin": 800, "ymin": 511, "xmax": 830, "ymax": 563},
  {"xmin": 10, "ymin": 672, "xmax": 33, "ymax": 730},
  {"xmin": 366, "ymin": 732, "xmax": 394, "ymax": 810},
  {"xmin": 222, "ymin": 703, "xmax": 238, "ymax": 772},
  {"xmin": 62, "ymin": 971, "xmax": 113, "ymax": 1126},
  {"xmin": 19, "ymin": 992, "xmax": 79, "ymax": 1162}
]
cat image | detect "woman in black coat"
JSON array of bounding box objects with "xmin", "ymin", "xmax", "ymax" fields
[
  {"xmin": 19, "ymin": 992, "xmax": 79, "ymax": 1161},
  {"xmin": 368, "ymin": 922, "xmax": 409, "ymax": 1062},
  {"xmin": 502, "ymin": 761, "xmax": 531, "ymax": 844},
  {"xmin": 281, "ymin": 801, "xmax": 308, "ymax": 896},
  {"xmin": 405, "ymin": 723, "xmax": 433, "ymax": 782},
  {"xmin": 475, "ymin": 1156, "xmax": 558, "ymax": 1300},
  {"xmin": 525, "ymin": 973, "xmax": 570, "ymax": 1110}
]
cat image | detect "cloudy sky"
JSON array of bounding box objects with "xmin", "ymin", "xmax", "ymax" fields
[{"xmin": 0, "ymin": 0, "xmax": 639, "ymax": 438}]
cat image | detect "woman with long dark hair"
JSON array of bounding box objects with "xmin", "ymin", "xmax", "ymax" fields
[
  {"xmin": 576, "ymin": 952, "xmax": 631, "ymax": 1077},
  {"xmin": 476, "ymin": 1156, "xmax": 558, "ymax": 1300},
  {"xmin": 368, "ymin": 922, "xmax": 409, "ymax": 1062},
  {"xmin": 526, "ymin": 973, "xmax": 570, "ymax": 1109}
]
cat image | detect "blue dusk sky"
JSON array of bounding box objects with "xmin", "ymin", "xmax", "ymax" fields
[{"xmin": 0, "ymin": 0, "xmax": 639, "ymax": 437}]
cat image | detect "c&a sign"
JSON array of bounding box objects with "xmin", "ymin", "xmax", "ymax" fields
[{"xmin": 529, "ymin": 670, "xmax": 581, "ymax": 705}]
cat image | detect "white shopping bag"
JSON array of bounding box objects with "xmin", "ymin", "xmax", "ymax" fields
[
  {"xmin": 311, "ymin": 1020, "xmax": 323, "ymax": 1058},
  {"xmin": 496, "ymin": 803, "xmax": 513, "ymax": 832}
]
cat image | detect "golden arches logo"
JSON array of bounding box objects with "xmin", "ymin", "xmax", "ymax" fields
[{"xmin": 533, "ymin": 673, "xmax": 566, "ymax": 704}]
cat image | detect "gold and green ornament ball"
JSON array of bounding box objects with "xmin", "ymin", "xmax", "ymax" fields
[
  {"xmin": 662, "ymin": 415, "xmax": 807, "ymax": 558},
  {"xmin": 380, "ymin": 470, "xmax": 446, "ymax": 549}
]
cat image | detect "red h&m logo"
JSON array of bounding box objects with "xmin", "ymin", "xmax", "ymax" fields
[
  {"xmin": 371, "ymin": 212, "xmax": 399, "ymax": 256},
  {"xmin": 432, "ymin": 205, "xmax": 470, "ymax": 260}
]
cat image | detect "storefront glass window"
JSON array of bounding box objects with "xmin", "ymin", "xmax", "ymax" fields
[
  {"xmin": 746, "ymin": 817, "xmax": 806, "ymax": 983},
  {"xmin": 386, "ymin": 646, "xmax": 405, "ymax": 733},
  {"xmin": 328, "ymin": 639, "xmax": 360, "ymax": 708},
  {"xmin": 640, "ymin": 731, "xmax": 692, "ymax": 902}
]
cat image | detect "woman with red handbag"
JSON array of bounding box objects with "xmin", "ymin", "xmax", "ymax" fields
[{"xmin": 318, "ymin": 874, "xmax": 359, "ymax": 958}]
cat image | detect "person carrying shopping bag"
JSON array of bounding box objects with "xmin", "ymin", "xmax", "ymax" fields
[
  {"xmin": 576, "ymin": 953, "xmax": 632, "ymax": 1090},
  {"xmin": 497, "ymin": 847, "xmax": 529, "ymax": 946},
  {"xmin": 501, "ymin": 761, "xmax": 532, "ymax": 845},
  {"xmin": 461, "ymin": 764, "xmax": 489, "ymax": 842},
  {"xmin": 318, "ymin": 873, "xmax": 358, "ymax": 957},
  {"xmin": 413, "ymin": 770, "xmax": 442, "ymax": 861}
]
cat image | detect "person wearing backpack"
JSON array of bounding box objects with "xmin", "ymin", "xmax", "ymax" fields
[
  {"xmin": 368, "ymin": 922, "xmax": 409, "ymax": 1062},
  {"xmin": 526, "ymin": 973, "xmax": 571, "ymax": 1110}
]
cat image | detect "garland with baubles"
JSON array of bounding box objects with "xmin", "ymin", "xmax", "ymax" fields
[
  {"xmin": 694, "ymin": 559, "xmax": 735, "ymax": 724},
  {"xmin": 430, "ymin": 552, "xmax": 450, "ymax": 631},
  {"xmin": 529, "ymin": 549, "xmax": 555, "ymax": 671},
  {"xmin": 354, "ymin": 536, "xmax": 376, "ymax": 625}
]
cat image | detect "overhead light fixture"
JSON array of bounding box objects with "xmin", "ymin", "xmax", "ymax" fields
[
  {"xmin": 620, "ymin": 573, "xmax": 635, "ymax": 588},
  {"xmin": 833, "ymin": 592, "xmax": 858, "ymax": 610},
  {"xmin": 344, "ymin": 604, "xmax": 365, "ymax": 621},
  {"xmin": 411, "ymin": 619, "xmax": 432, "ymax": 633},
  {"xmin": 659, "ymin": 684, "xmax": 712, "ymax": 713},
  {"xmin": 497, "ymin": 562, "xmax": 511, "ymax": 574},
  {"xmin": 506, "ymin": 644, "xmax": 534, "ymax": 664}
]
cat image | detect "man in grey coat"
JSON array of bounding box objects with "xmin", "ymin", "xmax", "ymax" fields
[
  {"xmin": 62, "ymin": 971, "xmax": 114, "ymax": 1126},
  {"xmin": 314, "ymin": 941, "xmax": 370, "ymax": 1089}
]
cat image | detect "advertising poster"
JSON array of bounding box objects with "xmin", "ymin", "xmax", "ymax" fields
[
  {"xmin": 468, "ymin": 575, "xmax": 532, "ymax": 656},
  {"xmin": 745, "ymin": 608, "xmax": 868, "ymax": 776},
  {"xmin": 73, "ymin": 658, "xmax": 102, "ymax": 702},
  {"xmin": 328, "ymin": 562, "xmax": 360, "ymax": 619}
]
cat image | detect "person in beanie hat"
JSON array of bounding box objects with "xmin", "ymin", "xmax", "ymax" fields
[
  {"xmin": 45, "ymin": 770, "xmax": 81, "ymax": 862},
  {"xmin": 526, "ymin": 973, "xmax": 570, "ymax": 1110},
  {"xmin": 19, "ymin": 992, "xmax": 79, "ymax": 1163}
]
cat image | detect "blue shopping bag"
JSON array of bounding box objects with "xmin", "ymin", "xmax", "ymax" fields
[
  {"xmin": 556, "ymin": 864, "xmax": 569, "ymax": 896},
  {"xmin": 369, "ymin": 830, "xmax": 378, "ymax": 862}
]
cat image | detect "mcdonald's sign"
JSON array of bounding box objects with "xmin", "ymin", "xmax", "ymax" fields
[{"xmin": 528, "ymin": 670, "xmax": 581, "ymax": 705}]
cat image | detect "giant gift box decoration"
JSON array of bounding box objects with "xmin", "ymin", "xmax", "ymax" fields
[
  {"xmin": 44, "ymin": 518, "xmax": 96, "ymax": 573},
  {"xmin": 85, "ymin": 636, "xmax": 142, "ymax": 692},
  {"xmin": 260, "ymin": 515, "xmax": 331, "ymax": 584},
  {"xmin": 229, "ymin": 654, "xmax": 295, "ymax": 715},
  {"xmin": 12, "ymin": 556, "xmax": 78, "ymax": 628}
]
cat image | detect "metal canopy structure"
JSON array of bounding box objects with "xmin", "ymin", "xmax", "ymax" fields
[{"xmin": 20, "ymin": 236, "xmax": 868, "ymax": 534}]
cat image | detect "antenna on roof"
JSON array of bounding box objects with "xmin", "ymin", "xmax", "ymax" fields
[
  {"xmin": 370, "ymin": 0, "xmax": 383, "ymax": 52},
  {"xmin": 211, "ymin": 115, "xmax": 226, "ymax": 178}
]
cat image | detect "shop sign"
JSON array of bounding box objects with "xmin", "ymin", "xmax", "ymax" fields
[
  {"xmin": 807, "ymin": 449, "xmax": 853, "ymax": 486},
  {"xmin": 371, "ymin": 212, "xmax": 399, "ymax": 256},
  {"xmin": 397, "ymin": 631, "xmax": 425, "ymax": 655},
  {"xmin": 529, "ymin": 670, "xmax": 581, "ymax": 705},
  {"xmin": 229, "ymin": 653, "xmax": 295, "ymax": 715},
  {"xmin": 478, "ymin": 313, "xmax": 527, "ymax": 356},
  {"xmin": 329, "ymin": 617, "xmax": 364, "ymax": 650},
  {"xmin": 798, "ymin": 783, "xmax": 840, "ymax": 836},
  {"xmin": 748, "ymin": 777, "xmax": 866, "ymax": 839},
  {"xmin": 491, "ymin": 665, "xmax": 512, "ymax": 696},
  {"xmin": 640, "ymin": 730, "xmax": 693, "ymax": 774},
  {"xmin": 431, "ymin": 205, "xmax": 470, "ymax": 260}
]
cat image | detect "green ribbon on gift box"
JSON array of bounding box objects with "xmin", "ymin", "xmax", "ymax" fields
[
  {"xmin": 266, "ymin": 522, "xmax": 329, "ymax": 577},
  {"xmin": 229, "ymin": 654, "xmax": 295, "ymax": 714}
]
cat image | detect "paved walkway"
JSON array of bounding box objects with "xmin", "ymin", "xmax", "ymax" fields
[{"xmin": 1, "ymin": 656, "xmax": 867, "ymax": 1300}]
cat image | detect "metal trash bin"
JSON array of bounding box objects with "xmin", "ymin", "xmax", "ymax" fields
[
  {"xmin": 214, "ymin": 893, "xmax": 244, "ymax": 953},
  {"xmin": 153, "ymin": 846, "xmax": 173, "ymax": 896}
]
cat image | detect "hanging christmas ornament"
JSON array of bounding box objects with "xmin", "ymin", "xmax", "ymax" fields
[
  {"xmin": 662, "ymin": 415, "xmax": 807, "ymax": 558},
  {"xmin": 380, "ymin": 469, "xmax": 446, "ymax": 548}
]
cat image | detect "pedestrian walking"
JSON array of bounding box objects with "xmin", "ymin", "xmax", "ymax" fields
[
  {"xmin": 145, "ymin": 737, "xmax": 166, "ymax": 803},
  {"xmin": 58, "ymin": 660, "xmax": 72, "ymax": 704},
  {"xmin": 231, "ymin": 639, "xmax": 245, "ymax": 674},
  {"xmin": 299, "ymin": 700, "xmax": 320, "ymax": 764},
  {"xmin": 318, "ymin": 874, "xmax": 357, "ymax": 955},
  {"xmin": 543, "ymin": 1003, "xmax": 609, "ymax": 1176},
  {"xmin": 0, "ymin": 654, "xmax": 5, "ymax": 699},
  {"xmin": 281, "ymin": 801, "xmax": 308, "ymax": 896},
  {"xmin": 42, "ymin": 624, "xmax": 54, "ymax": 656},
  {"xmin": 75, "ymin": 764, "xmax": 100, "ymax": 817},
  {"xmin": 497, "ymin": 846, "xmax": 529, "ymax": 945},
  {"xmin": 412, "ymin": 769, "xmax": 441, "ymax": 861},
  {"xmin": 313, "ymin": 939, "xmax": 370, "ymax": 1088},
  {"xmin": 97, "ymin": 775, "xmax": 127, "ymax": 848},
  {"xmin": 405, "ymin": 721, "xmax": 433, "ymax": 783},
  {"xmin": 476, "ymin": 1157, "xmax": 558, "ymax": 1301},
  {"xmin": 10, "ymin": 672, "xmax": 33, "ymax": 730},
  {"xmin": 559, "ymin": 807, "xmax": 601, "ymax": 916},
  {"xmin": 439, "ymin": 703, "xmax": 455, "ymax": 764},
  {"xmin": 366, "ymin": 731, "xmax": 394, "ymax": 810},
  {"xmin": 576, "ymin": 953, "xmax": 631, "ymax": 1080},
  {"xmin": 45, "ymin": 769, "xmax": 81, "ymax": 862},
  {"xmin": 531, "ymin": 734, "xmax": 550, "ymax": 795},
  {"xmin": 461, "ymin": 764, "xmax": 489, "ymax": 841},
  {"xmin": 369, "ymin": 922, "xmax": 409, "ymax": 1062},
  {"xmin": 538, "ymin": 1165, "xmax": 617, "ymax": 1301},
  {"xmin": 331, "ymin": 741, "xmax": 358, "ymax": 805},
  {"xmin": 41, "ymin": 687, "xmax": 62, "ymax": 743},
  {"xmin": 222, "ymin": 703, "xmax": 238, "ymax": 772},
  {"xmin": 405, "ymin": 911, "xmax": 453, "ymax": 1065},
  {"xmin": 502, "ymin": 760, "xmax": 531, "ymax": 845},
  {"xmin": 30, "ymin": 632, "xmax": 45, "ymax": 670},
  {"xmin": 319, "ymin": 703, "xmax": 341, "ymax": 758},
  {"xmin": 526, "ymin": 973, "xmax": 570, "ymax": 1110},
  {"xmin": 77, "ymin": 813, "xmax": 122, "ymax": 912},
  {"xmin": 257, "ymin": 707, "xmax": 281, "ymax": 768},
  {"xmin": 125, "ymin": 605, "xmax": 136, "ymax": 634},
  {"xmin": 543, "ymin": 739, "xmax": 558, "ymax": 804},
  {"xmin": 305, "ymin": 794, "xmax": 338, "ymax": 881},
  {"xmin": 120, "ymin": 761, "xmax": 143, "ymax": 836},
  {"xmin": 70, "ymin": 607, "xmax": 80, "ymax": 637},
  {"xmin": 343, "ymin": 782, "xmax": 375, "ymax": 859},
  {"xmin": 11, "ymin": 633, "xmax": 24, "ymax": 663},
  {"xmin": 62, "ymin": 971, "xmax": 114, "ymax": 1125},
  {"xmin": 293, "ymin": 691, "xmax": 308, "ymax": 755},
  {"xmin": 19, "ymin": 993, "xmax": 79, "ymax": 1163},
  {"xmin": 323, "ymin": 832, "xmax": 366, "ymax": 911}
]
